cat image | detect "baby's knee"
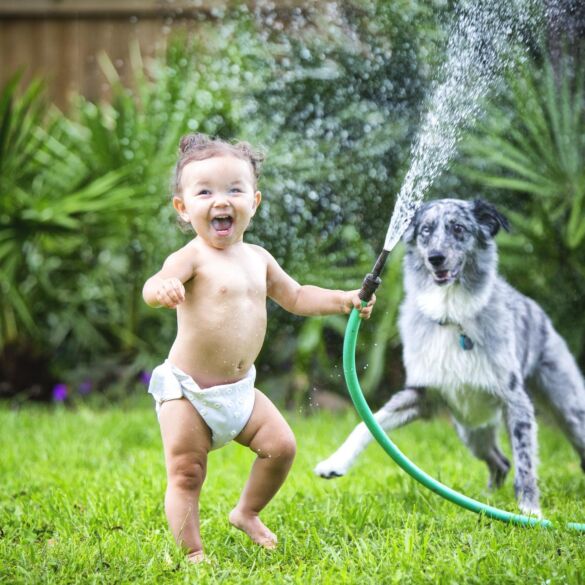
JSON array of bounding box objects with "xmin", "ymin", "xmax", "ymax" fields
[
  {"xmin": 268, "ymin": 431, "xmax": 297, "ymax": 463},
  {"xmin": 282, "ymin": 436, "xmax": 297, "ymax": 463},
  {"xmin": 168, "ymin": 455, "xmax": 207, "ymax": 492}
]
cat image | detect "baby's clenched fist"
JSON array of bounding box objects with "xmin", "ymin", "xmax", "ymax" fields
[{"xmin": 156, "ymin": 277, "xmax": 185, "ymax": 308}]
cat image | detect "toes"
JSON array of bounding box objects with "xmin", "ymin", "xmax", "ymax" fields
[
  {"xmin": 257, "ymin": 533, "xmax": 278, "ymax": 549},
  {"xmin": 229, "ymin": 510, "xmax": 278, "ymax": 549},
  {"xmin": 187, "ymin": 551, "xmax": 207, "ymax": 564}
]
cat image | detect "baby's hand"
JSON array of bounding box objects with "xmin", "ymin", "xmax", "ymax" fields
[
  {"xmin": 344, "ymin": 290, "xmax": 376, "ymax": 319},
  {"xmin": 155, "ymin": 277, "xmax": 185, "ymax": 309}
]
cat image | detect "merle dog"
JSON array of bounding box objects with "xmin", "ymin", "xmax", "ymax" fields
[{"xmin": 314, "ymin": 198, "xmax": 585, "ymax": 516}]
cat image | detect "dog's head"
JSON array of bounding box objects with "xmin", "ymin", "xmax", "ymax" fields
[{"xmin": 403, "ymin": 198, "xmax": 509, "ymax": 287}]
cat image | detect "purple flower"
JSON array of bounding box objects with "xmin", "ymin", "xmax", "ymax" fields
[
  {"xmin": 139, "ymin": 371, "xmax": 151, "ymax": 386},
  {"xmin": 78, "ymin": 380, "xmax": 92, "ymax": 395},
  {"xmin": 52, "ymin": 383, "xmax": 68, "ymax": 402}
]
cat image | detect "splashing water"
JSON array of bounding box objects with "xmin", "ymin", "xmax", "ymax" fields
[{"xmin": 383, "ymin": 0, "xmax": 543, "ymax": 252}]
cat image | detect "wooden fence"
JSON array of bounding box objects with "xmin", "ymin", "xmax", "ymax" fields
[{"xmin": 0, "ymin": 0, "xmax": 299, "ymax": 109}]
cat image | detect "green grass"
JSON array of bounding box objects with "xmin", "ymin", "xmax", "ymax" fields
[{"xmin": 1, "ymin": 398, "xmax": 585, "ymax": 584}]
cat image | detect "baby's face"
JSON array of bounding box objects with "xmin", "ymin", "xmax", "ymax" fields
[{"xmin": 175, "ymin": 155, "xmax": 261, "ymax": 248}]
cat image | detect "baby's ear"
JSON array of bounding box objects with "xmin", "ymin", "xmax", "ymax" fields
[
  {"xmin": 252, "ymin": 191, "xmax": 262, "ymax": 213},
  {"xmin": 472, "ymin": 199, "xmax": 510, "ymax": 238},
  {"xmin": 173, "ymin": 195, "xmax": 185, "ymax": 213},
  {"xmin": 173, "ymin": 196, "xmax": 189, "ymax": 222}
]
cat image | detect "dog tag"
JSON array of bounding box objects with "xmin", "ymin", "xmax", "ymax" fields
[{"xmin": 459, "ymin": 334, "xmax": 474, "ymax": 351}]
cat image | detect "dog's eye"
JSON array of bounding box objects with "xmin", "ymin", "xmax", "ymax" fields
[
  {"xmin": 452, "ymin": 224, "xmax": 465, "ymax": 235},
  {"xmin": 420, "ymin": 225, "xmax": 431, "ymax": 236}
]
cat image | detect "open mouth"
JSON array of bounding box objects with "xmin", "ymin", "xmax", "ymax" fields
[
  {"xmin": 433, "ymin": 269, "xmax": 458, "ymax": 285},
  {"xmin": 211, "ymin": 214, "xmax": 234, "ymax": 236}
]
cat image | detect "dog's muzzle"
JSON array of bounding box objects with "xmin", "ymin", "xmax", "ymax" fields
[
  {"xmin": 428, "ymin": 251, "xmax": 446, "ymax": 267},
  {"xmin": 426, "ymin": 252, "xmax": 461, "ymax": 285}
]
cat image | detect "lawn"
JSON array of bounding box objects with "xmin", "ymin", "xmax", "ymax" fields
[{"xmin": 1, "ymin": 397, "xmax": 584, "ymax": 584}]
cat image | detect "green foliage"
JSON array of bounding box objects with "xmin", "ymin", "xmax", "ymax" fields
[
  {"xmin": 289, "ymin": 243, "xmax": 404, "ymax": 404},
  {"xmin": 0, "ymin": 38, "xmax": 240, "ymax": 396},
  {"xmin": 2, "ymin": 402, "xmax": 585, "ymax": 582},
  {"xmin": 63, "ymin": 38, "xmax": 239, "ymax": 366},
  {"xmin": 241, "ymin": 1, "xmax": 446, "ymax": 266},
  {"xmin": 237, "ymin": 1, "xmax": 444, "ymax": 403},
  {"xmin": 458, "ymin": 51, "xmax": 585, "ymax": 362},
  {"xmin": 7, "ymin": 2, "xmax": 583, "ymax": 403},
  {"xmin": 0, "ymin": 72, "xmax": 141, "ymax": 360},
  {"xmin": 0, "ymin": 72, "xmax": 46, "ymax": 344},
  {"xmin": 3, "ymin": 4, "xmax": 434, "ymax": 399}
]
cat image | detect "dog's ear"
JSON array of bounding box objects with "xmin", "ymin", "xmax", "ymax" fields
[
  {"xmin": 403, "ymin": 208, "xmax": 421, "ymax": 245},
  {"xmin": 472, "ymin": 199, "xmax": 510, "ymax": 238}
]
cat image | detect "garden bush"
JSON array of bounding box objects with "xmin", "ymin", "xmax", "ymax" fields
[
  {"xmin": 3, "ymin": 1, "xmax": 584, "ymax": 405},
  {"xmin": 457, "ymin": 49, "xmax": 585, "ymax": 366},
  {"xmin": 1, "ymin": 1, "xmax": 446, "ymax": 403}
]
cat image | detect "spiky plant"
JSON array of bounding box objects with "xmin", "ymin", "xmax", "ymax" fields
[{"xmin": 459, "ymin": 52, "xmax": 585, "ymax": 363}]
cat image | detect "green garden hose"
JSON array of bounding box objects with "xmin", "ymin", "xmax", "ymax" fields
[{"xmin": 346, "ymin": 253, "xmax": 585, "ymax": 531}]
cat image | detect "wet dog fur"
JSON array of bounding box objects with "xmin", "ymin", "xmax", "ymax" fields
[{"xmin": 314, "ymin": 198, "xmax": 585, "ymax": 516}]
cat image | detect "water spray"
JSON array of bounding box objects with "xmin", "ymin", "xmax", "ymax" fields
[{"xmin": 343, "ymin": 0, "xmax": 585, "ymax": 532}]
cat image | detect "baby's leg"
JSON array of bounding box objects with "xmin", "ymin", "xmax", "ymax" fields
[
  {"xmin": 230, "ymin": 389, "xmax": 296, "ymax": 548},
  {"xmin": 158, "ymin": 398, "xmax": 212, "ymax": 560}
]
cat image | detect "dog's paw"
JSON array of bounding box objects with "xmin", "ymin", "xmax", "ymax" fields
[
  {"xmin": 313, "ymin": 455, "xmax": 350, "ymax": 479},
  {"xmin": 518, "ymin": 502, "xmax": 542, "ymax": 519}
]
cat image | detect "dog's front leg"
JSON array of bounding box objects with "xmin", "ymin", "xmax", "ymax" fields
[
  {"xmin": 504, "ymin": 383, "xmax": 541, "ymax": 517},
  {"xmin": 314, "ymin": 388, "xmax": 427, "ymax": 479}
]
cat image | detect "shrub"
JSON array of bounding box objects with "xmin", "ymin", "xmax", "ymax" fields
[{"xmin": 458, "ymin": 50, "xmax": 585, "ymax": 366}]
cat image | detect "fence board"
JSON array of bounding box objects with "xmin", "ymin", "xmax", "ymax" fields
[
  {"xmin": 0, "ymin": 1, "xmax": 226, "ymax": 17},
  {"xmin": 0, "ymin": 0, "xmax": 300, "ymax": 108},
  {"xmin": 1, "ymin": 15, "xmax": 193, "ymax": 107}
]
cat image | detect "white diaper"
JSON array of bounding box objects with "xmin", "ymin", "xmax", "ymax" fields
[{"xmin": 148, "ymin": 360, "xmax": 256, "ymax": 450}]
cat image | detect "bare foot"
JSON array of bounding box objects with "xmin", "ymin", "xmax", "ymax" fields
[
  {"xmin": 186, "ymin": 550, "xmax": 208, "ymax": 564},
  {"xmin": 228, "ymin": 508, "xmax": 278, "ymax": 549}
]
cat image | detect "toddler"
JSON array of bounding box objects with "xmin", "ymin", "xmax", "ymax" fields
[{"xmin": 142, "ymin": 133, "xmax": 375, "ymax": 562}]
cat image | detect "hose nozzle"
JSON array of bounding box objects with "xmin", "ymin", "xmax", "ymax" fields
[
  {"xmin": 358, "ymin": 273, "xmax": 382, "ymax": 302},
  {"xmin": 358, "ymin": 249, "xmax": 390, "ymax": 302}
]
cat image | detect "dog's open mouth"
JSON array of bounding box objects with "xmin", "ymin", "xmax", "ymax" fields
[
  {"xmin": 433, "ymin": 269, "xmax": 458, "ymax": 285},
  {"xmin": 211, "ymin": 215, "xmax": 233, "ymax": 235}
]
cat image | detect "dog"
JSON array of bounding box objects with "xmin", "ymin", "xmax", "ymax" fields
[{"xmin": 314, "ymin": 198, "xmax": 585, "ymax": 516}]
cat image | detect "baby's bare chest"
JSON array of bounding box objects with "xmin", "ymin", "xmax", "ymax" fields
[
  {"xmin": 194, "ymin": 257, "xmax": 266, "ymax": 299},
  {"xmin": 181, "ymin": 250, "xmax": 268, "ymax": 323}
]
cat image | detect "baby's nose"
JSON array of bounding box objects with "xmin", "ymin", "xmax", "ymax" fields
[{"xmin": 212, "ymin": 195, "xmax": 229, "ymax": 206}]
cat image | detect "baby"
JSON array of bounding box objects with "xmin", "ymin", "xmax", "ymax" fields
[{"xmin": 142, "ymin": 133, "xmax": 375, "ymax": 563}]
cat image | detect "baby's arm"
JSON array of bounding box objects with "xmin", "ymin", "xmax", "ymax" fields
[
  {"xmin": 261, "ymin": 249, "xmax": 375, "ymax": 319},
  {"xmin": 142, "ymin": 246, "xmax": 196, "ymax": 309}
]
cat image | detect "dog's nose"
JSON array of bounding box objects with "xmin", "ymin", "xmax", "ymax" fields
[{"xmin": 428, "ymin": 251, "xmax": 446, "ymax": 267}]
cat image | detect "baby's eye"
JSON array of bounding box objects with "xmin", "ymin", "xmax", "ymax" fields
[
  {"xmin": 197, "ymin": 189, "xmax": 211, "ymax": 196},
  {"xmin": 229, "ymin": 187, "xmax": 243, "ymax": 194}
]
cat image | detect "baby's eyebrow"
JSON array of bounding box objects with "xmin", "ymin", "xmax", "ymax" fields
[{"xmin": 190, "ymin": 177, "xmax": 211, "ymax": 186}]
